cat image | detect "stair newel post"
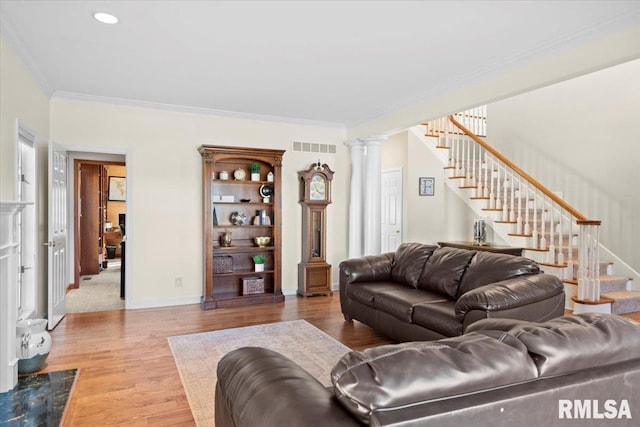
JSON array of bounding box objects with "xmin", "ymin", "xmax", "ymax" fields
[{"xmin": 577, "ymin": 221, "xmax": 602, "ymax": 301}]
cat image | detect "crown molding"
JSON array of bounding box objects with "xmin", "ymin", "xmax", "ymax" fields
[
  {"xmin": 51, "ymin": 91, "xmax": 347, "ymax": 130},
  {"xmin": 0, "ymin": 13, "xmax": 53, "ymax": 97}
]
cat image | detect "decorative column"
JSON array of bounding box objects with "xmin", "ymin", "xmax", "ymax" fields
[
  {"xmin": 362, "ymin": 136, "xmax": 386, "ymax": 256},
  {"xmin": 345, "ymin": 140, "xmax": 365, "ymax": 258}
]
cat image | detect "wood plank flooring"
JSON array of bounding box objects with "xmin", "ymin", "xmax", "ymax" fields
[
  {"xmin": 46, "ymin": 294, "xmax": 393, "ymax": 426},
  {"xmin": 43, "ymin": 295, "xmax": 640, "ymax": 426}
]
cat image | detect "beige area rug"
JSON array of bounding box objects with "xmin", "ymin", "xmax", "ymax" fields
[
  {"xmin": 168, "ymin": 319, "xmax": 351, "ymax": 426},
  {"xmin": 66, "ymin": 259, "xmax": 124, "ymax": 313}
]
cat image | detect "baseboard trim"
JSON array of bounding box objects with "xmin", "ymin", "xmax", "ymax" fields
[{"xmin": 125, "ymin": 296, "xmax": 201, "ymax": 310}]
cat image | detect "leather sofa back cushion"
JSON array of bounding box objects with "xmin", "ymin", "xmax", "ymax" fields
[
  {"xmin": 503, "ymin": 313, "xmax": 640, "ymax": 377},
  {"xmin": 457, "ymin": 251, "xmax": 540, "ymax": 297},
  {"xmin": 417, "ymin": 247, "xmax": 476, "ymax": 298},
  {"xmin": 331, "ymin": 330, "xmax": 538, "ymax": 423},
  {"xmin": 390, "ymin": 243, "xmax": 438, "ymax": 288}
]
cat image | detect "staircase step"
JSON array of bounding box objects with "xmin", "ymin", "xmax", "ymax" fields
[
  {"xmin": 601, "ymin": 291, "xmax": 640, "ymax": 315},
  {"xmin": 563, "ymin": 276, "xmax": 630, "ymax": 293}
]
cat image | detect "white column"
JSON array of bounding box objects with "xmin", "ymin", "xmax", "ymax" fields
[
  {"xmin": 362, "ymin": 136, "xmax": 386, "ymax": 256},
  {"xmin": 345, "ymin": 140, "xmax": 365, "ymax": 258}
]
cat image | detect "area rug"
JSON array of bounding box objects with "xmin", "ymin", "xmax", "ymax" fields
[
  {"xmin": 167, "ymin": 320, "xmax": 351, "ymax": 426},
  {"xmin": 0, "ymin": 369, "xmax": 77, "ymax": 426}
]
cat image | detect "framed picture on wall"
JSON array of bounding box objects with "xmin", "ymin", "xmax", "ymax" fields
[
  {"xmin": 419, "ymin": 177, "xmax": 435, "ymax": 196},
  {"xmin": 108, "ymin": 176, "xmax": 126, "ymax": 201}
]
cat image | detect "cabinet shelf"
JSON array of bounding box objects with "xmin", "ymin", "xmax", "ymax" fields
[
  {"xmin": 212, "ymin": 225, "xmax": 273, "ymax": 229},
  {"xmin": 213, "ymin": 269, "xmax": 275, "ymax": 277},
  {"xmin": 213, "ymin": 180, "xmax": 273, "ymax": 185},
  {"xmin": 213, "ymin": 246, "xmax": 275, "ymax": 254},
  {"xmin": 212, "ymin": 202, "xmax": 272, "ymax": 206}
]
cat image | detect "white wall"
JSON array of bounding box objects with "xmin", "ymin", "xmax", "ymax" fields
[
  {"xmin": 50, "ymin": 98, "xmax": 348, "ymax": 308},
  {"xmin": 487, "ymin": 58, "xmax": 640, "ymax": 276},
  {"xmin": 0, "ymin": 38, "xmax": 50, "ymax": 317}
]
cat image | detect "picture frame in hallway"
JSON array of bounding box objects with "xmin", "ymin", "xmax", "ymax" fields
[
  {"xmin": 419, "ymin": 177, "xmax": 435, "ymax": 196},
  {"xmin": 108, "ymin": 176, "xmax": 126, "ymax": 201}
]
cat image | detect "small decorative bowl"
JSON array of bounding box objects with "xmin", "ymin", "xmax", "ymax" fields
[{"xmin": 254, "ymin": 236, "xmax": 271, "ymax": 247}]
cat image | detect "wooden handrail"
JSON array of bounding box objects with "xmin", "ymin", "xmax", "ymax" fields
[{"xmin": 448, "ymin": 114, "xmax": 594, "ymax": 222}]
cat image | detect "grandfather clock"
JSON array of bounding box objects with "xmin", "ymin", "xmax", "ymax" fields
[{"xmin": 298, "ymin": 161, "xmax": 334, "ymax": 297}]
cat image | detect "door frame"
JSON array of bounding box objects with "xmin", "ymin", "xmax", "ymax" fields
[{"xmin": 59, "ymin": 145, "xmax": 130, "ymax": 307}]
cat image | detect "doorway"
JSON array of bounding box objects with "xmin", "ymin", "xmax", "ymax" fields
[
  {"xmin": 381, "ymin": 168, "xmax": 403, "ymax": 253},
  {"xmin": 70, "ymin": 158, "xmax": 126, "ymax": 313}
]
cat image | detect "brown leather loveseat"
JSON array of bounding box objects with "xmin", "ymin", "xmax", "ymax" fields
[
  {"xmin": 339, "ymin": 242, "xmax": 565, "ymax": 341},
  {"xmin": 215, "ymin": 313, "xmax": 640, "ymax": 426}
]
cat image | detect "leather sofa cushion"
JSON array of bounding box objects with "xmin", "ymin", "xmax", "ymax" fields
[
  {"xmin": 391, "ymin": 243, "xmax": 438, "ymax": 288},
  {"xmin": 457, "ymin": 251, "xmax": 540, "ymax": 297},
  {"xmin": 340, "ymin": 253, "xmax": 394, "ymax": 284},
  {"xmin": 331, "ymin": 330, "xmax": 538, "ymax": 423},
  {"xmin": 472, "ymin": 313, "xmax": 640, "ymax": 378},
  {"xmin": 346, "ymin": 282, "xmax": 403, "ymax": 308},
  {"xmin": 417, "ymin": 247, "xmax": 476, "ymax": 298},
  {"xmin": 412, "ymin": 301, "xmax": 461, "ymax": 336},
  {"xmin": 374, "ymin": 288, "xmax": 449, "ymax": 323}
]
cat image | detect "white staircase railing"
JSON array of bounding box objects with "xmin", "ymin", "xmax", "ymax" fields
[{"xmin": 424, "ymin": 108, "xmax": 603, "ymax": 305}]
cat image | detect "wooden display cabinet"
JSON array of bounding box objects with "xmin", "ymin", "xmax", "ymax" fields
[{"xmin": 198, "ymin": 145, "xmax": 285, "ymax": 309}]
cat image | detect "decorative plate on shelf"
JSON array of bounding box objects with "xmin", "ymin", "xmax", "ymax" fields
[{"xmin": 234, "ymin": 168, "xmax": 246, "ymax": 181}]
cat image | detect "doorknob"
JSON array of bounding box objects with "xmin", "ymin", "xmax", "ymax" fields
[
  {"xmin": 43, "ymin": 241, "xmax": 57, "ymax": 247},
  {"xmin": 395, "ymin": 230, "xmax": 400, "ymax": 233}
]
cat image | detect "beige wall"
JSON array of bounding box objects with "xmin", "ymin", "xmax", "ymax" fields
[
  {"xmin": 487, "ymin": 58, "xmax": 640, "ymax": 279},
  {"xmin": 0, "ymin": 38, "xmax": 50, "ymax": 316},
  {"xmin": 50, "ymin": 98, "xmax": 348, "ymax": 308}
]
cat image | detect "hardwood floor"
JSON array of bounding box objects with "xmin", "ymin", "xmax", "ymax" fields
[
  {"xmin": 44, "ymin": 295, "xmax": 640, "ymax": 426},
  {"xmin": 46, "ymin": 294, "xmax": 393, "ymax": 426}
]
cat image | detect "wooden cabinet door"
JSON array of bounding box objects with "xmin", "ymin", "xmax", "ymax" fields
[{"xmin": 79, "ymin": 164, "xmax": 100, "ymax": 275}]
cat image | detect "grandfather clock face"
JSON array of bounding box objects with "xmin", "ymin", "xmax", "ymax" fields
[{"xmin": 309, "ymin": 174, "xmax": 326, "ymax": 201}]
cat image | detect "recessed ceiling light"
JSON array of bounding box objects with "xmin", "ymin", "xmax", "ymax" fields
[{"xmin": 94, "ymin": 12, "xmax": 119, "ymax": 24}]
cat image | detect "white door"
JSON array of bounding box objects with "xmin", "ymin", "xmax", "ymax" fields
[
  {"xmin": 381, "ymin": 169, "xmax": 403, "ymax": 253},
  {"xmin": 47, "ymin": 142, "xmax": 68, "ymax": 329}
]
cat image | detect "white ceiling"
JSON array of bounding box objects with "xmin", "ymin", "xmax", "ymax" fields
[{"xmin": 2, "ymin": 1, "xmax": 640, "ymax": 129}]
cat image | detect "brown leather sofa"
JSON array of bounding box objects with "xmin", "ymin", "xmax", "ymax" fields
[
  {"xmin": 215, "ymin": 313, "xmax": 640, "ymax": 426},
  {"xmin": 339, "ymin": 242, "xmax": 565, "ymax": 341}
]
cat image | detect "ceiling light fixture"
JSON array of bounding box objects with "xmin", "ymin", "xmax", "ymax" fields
[{"xmin": 94, "ymin": 12, "xmax": 119, "ymax": 24}]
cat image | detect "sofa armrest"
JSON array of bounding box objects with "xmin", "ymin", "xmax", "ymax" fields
[
  {"xmin": 215, "ymin": 347, "xmax": 359, "ymax": 427},
  {"xmin": 339, "ymin": 252, "xmax": 394, "ymax": 284},
  {"xmin": 455, "ymin": 274, "xmax": 564, "ymax": 320}
]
